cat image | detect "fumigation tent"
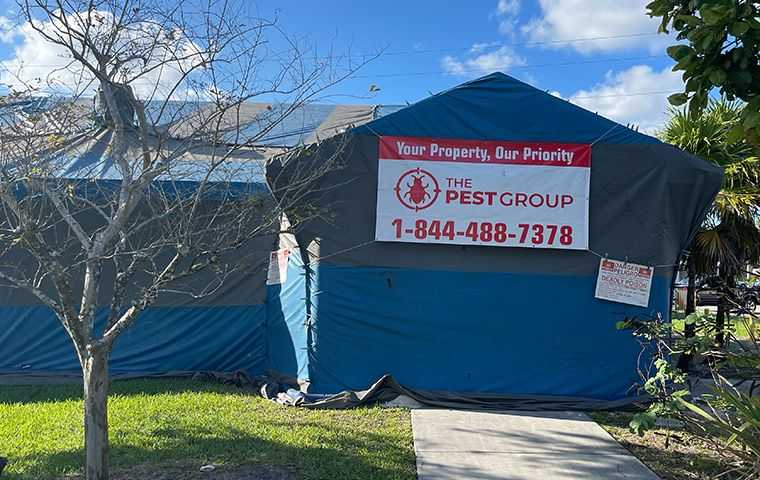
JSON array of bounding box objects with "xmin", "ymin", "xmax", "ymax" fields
[
  {"xmin": 0, "ymin": 100, "xmax": 389, "ymax": 378},
  {"xmin": 1, "ymin": 73, "xmax": 722, "ymax": 406},
  {"xmin": 265, "ymin": 73, "xmax": 723, "ymax": 402}
]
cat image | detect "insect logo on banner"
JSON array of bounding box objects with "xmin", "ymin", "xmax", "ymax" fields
[{"xmin": 394, "ymin": 167, "xmax": 441, "ymax": 211}]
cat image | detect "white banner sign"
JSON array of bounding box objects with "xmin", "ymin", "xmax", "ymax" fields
[
  {"xmin": 266, "ymin": 249, "xmax": 290, "ymax": 286},
  {"xmin": 594, "ymin": 258, "xmax": 654, "ymax": 307},
  {"xmin": 375, "ymin": 136, "xmax": 591, "ymax": 249}
]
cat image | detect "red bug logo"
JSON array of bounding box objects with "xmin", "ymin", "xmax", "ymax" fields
[{"xmin": 394, "ymin": 168, "xmax": 440, "ymax": 211}]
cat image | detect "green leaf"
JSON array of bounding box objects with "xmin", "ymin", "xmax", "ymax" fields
[
  {"xmin": 667, "ymin": 45, "xmax": 695, "ymax": 61},
  {"xmin": 646, "ymin": 0, "xmax": 670, "ymax": 16},
  {"xmin": 730, "ymin": 21, "xmax": 750, "ymax": 36},
  {"xmin": 709, "ymin": 68, "xmax": 727, "ymax": 85},
  {"xmin": 726, "ymin": 421, "xmax": 752, "ymax": 447},
  {"xmin": 743, "ymin": 109, "xmax": 760, "ymax": 129},
  {"xmin": 700, "ymin": 6, "xmax": 726, "ymax": 26},
  {"xmin": 668, "ymin": 93, "xmax": 689, "ymax": 106},
  {"xmin": 684, "ymin": 77, "xmax": 701, "ymax": 92},
  {"xmin": 676, "ymin": 14, "xmax": 701, "ymax": 26},
  {"xmin": 747, "ymin": 95, "xmax": 760, "ymax": 110},
  {"xmin": 629, "ymin": 411, "xmax": 657, "ymax": 436},
  {"xmin": 615, "ymin": 321, "xmax": 629, "ymax": 330},
  {"xmin": 700, "ymin": 32, "xmax": 716, "ymax": 51},
  {"xmin": 673, "ymin": 54, "xmax": 697, "ymax": 71},
  {"xmin": 672, "ymin": 389, "xmax": 690, "ymax": 399},
  {"xmin": 726, "ymin": 124, "xmax": 745, "ymax": 144},
  {"xmin": 677, "ymin": 398, "xmax": 717, "ymax": 422}
]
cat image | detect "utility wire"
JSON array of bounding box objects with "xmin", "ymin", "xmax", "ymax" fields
[
  {"xmin": 8, "ymin": 54, "xmax": 671, "ymax": 82},
  {"xmin": 571, "ymin": 90, "xmax": 674, "ymax": 100},
  {"xmin": 1, "ymin": 32, "xmax": 666, "ymax": 69},
  {"xmin": 370, "ymin": 32, "xmax": 663, "ymax": 58},
  {"xmin": 351, "ymin": 54, "xmax": 669, "ymax": 79}
]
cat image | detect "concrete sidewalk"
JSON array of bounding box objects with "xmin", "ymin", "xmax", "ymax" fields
[{"xmin": 412, "ymin": 409, "xmax": 660, "ymax": 480}]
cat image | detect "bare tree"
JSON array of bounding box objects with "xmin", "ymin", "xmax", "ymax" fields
[{"xmin": 0, "ymin": 1, "xmax": 369, "ymax": 478}]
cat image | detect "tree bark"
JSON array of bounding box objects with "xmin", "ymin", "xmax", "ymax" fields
[
  {"xmin": 686, "ymin": 256, "xmax": 696, "ymax": 316},
  {"xmin": 716, "ymin": 301, "xmax": 727, "ymax": 347},
  {"xmin": 677, "ymin": 255, "xmax": 697, "ymax": 372},
  {"xmin": 715, "ymin": 264, "xmax": 734, "ymax": 348},
  {"xmin": 82, "ymin": 349, "xmax": 109, "ymax": 480}
]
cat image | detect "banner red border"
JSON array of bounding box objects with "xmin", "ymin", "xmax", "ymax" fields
[{"xmin": 379, "ymin": 136, "xmax": 591, "ymax": 168}]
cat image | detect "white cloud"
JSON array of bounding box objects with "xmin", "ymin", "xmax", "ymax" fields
[
  {"xmin": 494, "ymin": 0, "xmax": 521, "ymax": 35},
  {"xmin": 567, "ymin": 64, "xmax": 682, "ymax": 133},
  {"xmin": 442, "ymin": 2, "xmax": 525, "ymax": 78},
  {"xmin": 523, "ymin": 0, "xmax": 667, "ymax": 53},
  {"xmin": 470, "ymin": 41, "xmax": 501, "ymax": 54},
  {"xmin": 442, "ymin": 45, "xmax": 525, "ymax": 77},
  {"xmin": 0, "ymin": 19, "xmax": 90, "ymax": 95},
  {"xmin": 0, "ymin": 16, "xmax": 17, "ymax": 43},
  {"xmin": 496, "ymin": 0, "xmax": 520, "ymax": 16},
  {"xmin": 0, "ymin": 12, "xmax": 204, "ymax": 100}
]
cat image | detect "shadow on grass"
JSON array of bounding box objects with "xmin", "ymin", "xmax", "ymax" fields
[
  {"xmin": 2, "ymin": 380, "xmax": 414, "ymax": 479},
  {"xmin": 0, "ymin": 378, "xmax": 251, "ymax": 404},
  {"xmin": 5, "ymin": 422, "xmax": 415, "ymax": 480}
]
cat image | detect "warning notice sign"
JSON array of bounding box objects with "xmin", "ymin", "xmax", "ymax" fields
[
  {"xmin": 374, "ymin": 136, "xmax": 591, "ymax": 250},
  {"xmin": 594, "ymin": 258, "xmax": 654, "ymax": 307},
  {"xmin": 266, "ymin": 249, "xmax": 290, "ymax": 286}
]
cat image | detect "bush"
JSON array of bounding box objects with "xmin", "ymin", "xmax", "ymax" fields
[{"xmin": 619, "ymin": 311, "xmax": 760, "ymax": 477}]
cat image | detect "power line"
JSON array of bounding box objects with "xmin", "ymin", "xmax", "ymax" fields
[
  {"xmin": 0, "ymin": 31, "xmax": 665, "ymax": 69},
  {"xmin": 0, "ymin": 39, "xmax": 678, "ymax": 102},
  {"xmin": 372, "ymin": 32, "xmax": 662, "ymax": 58},
  {"xmin": 3, "ymin": 54, "xmax": 671, "ymax": 81},
  {"xmin": 571, "ymin": 90, "xmax": 674, "ymax": 100},
  {"xmin": 350, "ymin": 54, "xmax": 669, "ymax": 79}
]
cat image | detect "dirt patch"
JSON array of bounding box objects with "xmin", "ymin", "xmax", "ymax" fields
[
  {"xmin": 590, "ymin": 412, "xmax": 736, "ymax": 480},
  {"xmin": 67, "ymin": 463, "xmax": 299, "ymax": 480}
]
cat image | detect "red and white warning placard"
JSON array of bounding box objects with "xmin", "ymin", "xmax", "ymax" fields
[
  {"xmin": 266, "ymin": 249, "xmax": 290, "ymax": 286},
  {"xmin": 374, "ymin": 136, "xmax": 591, "ymax": 249},
  {"xmin": 594, "ymin": 258, "xmax": 654, "ymax": 307}
]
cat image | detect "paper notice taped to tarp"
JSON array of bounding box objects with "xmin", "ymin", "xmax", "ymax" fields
[
  {"xmin": 266, "ymin": 249, "xmax": 290, "ymax": 285},
  {"xmin": 594, "ymin": 258, "xmax": 653, "ymax": 307}
]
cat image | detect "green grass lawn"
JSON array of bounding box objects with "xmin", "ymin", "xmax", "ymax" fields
[
  {"xmin": 671, "ymin": 309, "xmax": 757, "ymax": 340},
  {"xmin": 0, "ymin": 379, "xmax": 415, "ymax": 480}
]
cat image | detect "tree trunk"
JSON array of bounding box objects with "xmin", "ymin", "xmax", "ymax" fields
[
  {"xmin": 686, "ymin": 257, "xmax": 696, "ymax": 316},
  {"xmin": 82, "ymin": 350, "xmax": 109, "ymax": 480},
  {"xmin": 715, "ymin": 264, "xmax": 734, "ymax": 348},
  {"xmin": 677, "ymin": 256, "xmax": 697, "ymax": 372},
  {"xmin": 716, "ymin": 301, "xmax": 727, "ymax": 347}
]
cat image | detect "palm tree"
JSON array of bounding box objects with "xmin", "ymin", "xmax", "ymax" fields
[{"xmin": 659, "ymin": 99, "xmax": 760, "ymax": 350}]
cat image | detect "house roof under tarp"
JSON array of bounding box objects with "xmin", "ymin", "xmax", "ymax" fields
[{"xmin": 0, "ymin": 98, "xmax": 404, "ymax": 183}]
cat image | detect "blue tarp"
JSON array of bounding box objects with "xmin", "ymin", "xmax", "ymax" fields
[
  {"xmin": 266, "ymin": 249, "xmax": 310, "ymax": 382},
  {"xmin": 306, "ymin": 265, "xmax": 667, "ymax": 398},
  {"xmin": 265, "ymin": 73, "xmax": 722, "ymax": 401},
  {"xmin": 355, "ymin": 73, "xmax": 659, "ymax": 145},
  {"xmin": 0, "ymin": 99, "xmax": 395, "ymax": 381},
  {"xmin": 0, "ymin": 305, "xmax": 266, "ymax": 374},
  {"xmin": 2, "ymin": 74, "xmax": 720, "ymax": 404}
]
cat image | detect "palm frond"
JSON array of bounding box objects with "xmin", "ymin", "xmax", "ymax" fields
[
  {"xmin": 712, "ymin": 190, "xmax": 760, "ymax": 221},
  {"xmin": 664, "ymin": 99, "xmax": 760, "ymax": 277}
]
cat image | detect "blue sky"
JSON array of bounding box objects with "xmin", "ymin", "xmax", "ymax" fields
[
  {"xmin": 256, "ymin": 0, "xmax": 681, "ymax": 132},
  {"xmin": 0, "ymin": 0, "xmax": 682, "ymax": 132}
]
